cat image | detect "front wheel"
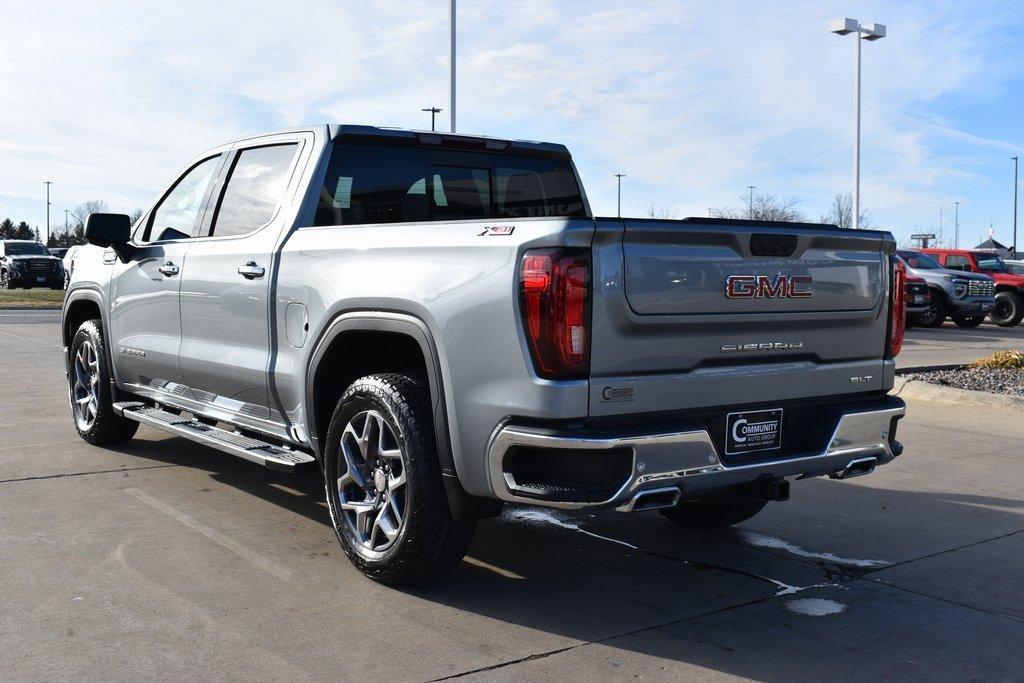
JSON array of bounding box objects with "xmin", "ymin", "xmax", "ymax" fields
[
  {"xmin": 919, "ymin": 295, "xmax": 947, "ymax": 328},
  {"xmin": 952, "ymin": 315, "xmax": 985, "ymax": 328},
  {"xmin": 323, "ymin": 373, "xmax": 475, "ymax": 585},
  {"xmin": 990, "ymin": 292, "xmax": 1024, "ymax": 327},
  {"xmin": 68, "ymin": 320, "xmax": 138, "ymax": 445},
  {"xmin": 660, "ymin": 491, "xmax": 768, "ymax": 529}
]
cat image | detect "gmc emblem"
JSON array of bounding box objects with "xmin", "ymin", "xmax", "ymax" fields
[{"xmin": 725, "ymin": 274, "xmax": 813, "ymax": 299}]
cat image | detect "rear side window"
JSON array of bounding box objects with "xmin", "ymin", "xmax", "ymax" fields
[
  {"xmin": 314, "ymin": 143, "xmax": 585, "ymax": 226},
  {"xmin": 211, "ymin": 144, "xmax": 298, "ymax": 237},
  {"xmin": 944, "ymin": 254, "xmax": 971, "ymax": 271}
]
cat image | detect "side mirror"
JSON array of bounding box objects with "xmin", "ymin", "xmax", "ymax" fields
[{"xmin": 85, "ymin": 213, "xmax": 134, "ymax": 262}]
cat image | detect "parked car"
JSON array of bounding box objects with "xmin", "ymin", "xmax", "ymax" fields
[
  {"xmin": 0, "ymin": 239, "xmax": 65, "ymax": 289},
  {"xmin": 49, "ymin": 247, "xmax": 69, "ymax": 259},
  {"xmin": 1006, "ymin": 259, "xmax": 1024, "ymax": 276},
  {"xmin": 896, "ymin": 250, "xmax": 995, "ymax": 328},
  {"xmin": 63, "ymin": 125, "xmax": 907, "ymax": 584},
  {"xmin": 921, "ymin": 248, "xmax": 1024, "ymax": 327},
  {"xmin": 904, "ymin": 273, "xmax": 930, "ymax": 328}
]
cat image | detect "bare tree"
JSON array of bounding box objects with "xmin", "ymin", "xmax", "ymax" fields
[
  {"xmin": 712, "ymin": 191, "xmax": 805, "ymax": 222},
  {"xmin": 70, "ymin": 200, "xmax": 111, "ymax": 228},
  {"xmin": 647, "ymin": 203, "xmax": 679, "ymax": 220},
  {"xmin": 820, "ymin": 192, "xmax": 872, "ymax": 229},
  {"xmin": 129, "ymin": 208, "xmax": 145, "ymax": 225}
]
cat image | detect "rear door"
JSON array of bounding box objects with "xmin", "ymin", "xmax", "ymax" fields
[
  {"xmin": 589, "ymin": 218, "xmax": 892, "ymax": 415},
  {"xmin": 177, "ymin": 135, "xmax": 307, "ymax": 424}
]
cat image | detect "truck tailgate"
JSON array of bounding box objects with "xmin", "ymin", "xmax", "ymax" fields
[{"xmin": 589, "ymin": 218, "xmax": 895, "ymax": 416}]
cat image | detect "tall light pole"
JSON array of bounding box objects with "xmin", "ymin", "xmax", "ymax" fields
[
  {"xmin": 64, "ymin": 209, "xmax": 69, "ymax": 234},
  {"xmin": 747, "ymin": 185, "xmax": 755, "ymax": 218},
  {"xmin": 422, "ymin": 107, "xmax": 442, "ymax": 131},
  {"xmin": 1013, "ymin": 156, "xmax": 1019, "ymax": 258},
  {"xmin": 954, "ymin": 201, "xmax": 960, "ymax": 249},
  {"xmin": 44, "ymin": 181, "xmax": 52, "ymax": 245},
  {"xmin": 615, "ymin": 174, "xmax": 626, "ymax": 218},
  {"xmin": 829, "ymin": 18, "xmax": 886, "ymax": 230},
  {"xmin": 449, "ymin": 0, "xmax": 456, "ymax": 133}
]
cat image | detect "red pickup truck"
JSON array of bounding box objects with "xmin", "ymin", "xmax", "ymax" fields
[{"xmin": 922, "ymin": 248, "xmax": 1024, "ymax": 327}]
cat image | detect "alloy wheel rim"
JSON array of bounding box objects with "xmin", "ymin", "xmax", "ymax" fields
[
  {"xmin": 72, "ymin": 340, "xmax": 100, "ymax": 431},
  {"xmin": 920, "ymin": 303, "xmax": 937, "ymax": 325},
  {"xmin": 336, "ymin": 410, "xmax": 408, "ymax": 553},
  {"xmin": 992, "ymin": 301, "xmax": 1012, "ymax": 322}
]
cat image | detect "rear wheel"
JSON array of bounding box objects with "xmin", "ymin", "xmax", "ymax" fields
[
  {"xmin": 990, "ymin": 292, "xmax": 1024, "ymax": 327},
  {"xmin": 0, "ymin": 270, "xmax": 8, "ymax": 289},
  {"xmin": 68, "ymin": 320, "xmax": 139, "ymax": 445},
  {"xmin": 660, "ymin": 491, "xmax": 768, "ymax": 529},
  {"xmin": 919, "ymin": 294, "xmax": 947, "ymax": 328},
  {"xmin": 952, "ymin": 315, "xmax": 986, "ymax": 328},
  {"xmin": 323, "ymin": 373, "xmax": 475, "ymax": 585}
]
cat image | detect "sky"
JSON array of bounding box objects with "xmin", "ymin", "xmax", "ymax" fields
[{"xmin": 2, "ymin": 0, "xmax": 1023, "ymax": 248}]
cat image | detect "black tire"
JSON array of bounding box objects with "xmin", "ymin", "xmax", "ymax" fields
[
  {"xmin": 660, "ymin": 491, "xmax": 768, "ymax": 529},
  {"xmin": 68, "ymin": 320, "xmax": 139, "ymax": 446},
  {"xmin": 990, "ymin": 291, "xmax": 1024, "ymax": 327},
  {"xmin": 0, "ymin": 270, "xmax": 8, "ymax": 289},
  {"xmin": 323, "ymin": 373, "xmax": 475, "ymax": 585},
  {"xmin": 919, "ymin": 293, "xmax": 947, "ymax": 328},
  {"xmin": 952, "ymin": 315, "xmax": 985, "ymax": 328}
]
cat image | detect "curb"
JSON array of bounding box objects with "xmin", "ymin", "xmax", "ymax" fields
[
  {"xmin": 0, "ymin": 310, "xmax": 61, "ymax": 324},
  {"xmin": 894, "ymin": 376, "xmax": 1024, "ymax": 413}
]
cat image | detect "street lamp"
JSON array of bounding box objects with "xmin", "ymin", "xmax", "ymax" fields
[
  {"xmin": 828, "ymin": 17, "xmax": 886, "ymax": 230},
  {"xmin": 449, "ymin": 0, "xmax": 456, "ymax": 132},
  {"xmin": 1013, "ymin": 156, "xmax": 1019, "ymax": 258},
  {"xmin": 44, "ymin": 181, "xmax": 52, "ymax": 245},
  {"xmin": 747, "ymin": 185, "xmax": 755, "ymax": 219},
  {"xmin": 615, "ymin": 174, "xmax": 626, "ymax": 218},
  {"xmin": 954, "ymin": 201, "xmax": 960, "ymax": 249}
]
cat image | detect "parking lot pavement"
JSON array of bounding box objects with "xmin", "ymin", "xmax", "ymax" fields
[
  {"xmin": 2, "ymin": 322, "xmax": 1022, "ymax": 680},
  {"xmin": 900, "ymin": 321, "xmax": 1024, "ymax": 369}
]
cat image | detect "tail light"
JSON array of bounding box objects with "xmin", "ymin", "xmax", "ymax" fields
[
  {"xmin": 519, "ymin": 248, "xmax": 590, "ymax": 378},
  {"xmin": 886, "ymin": 257, "xmax": 906, "ymax": 359}
]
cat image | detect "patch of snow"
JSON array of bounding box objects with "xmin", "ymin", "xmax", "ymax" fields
[
  {"xmin": 786, "ymin": 598, "xmax": 847, "ymax": 616},
  {"xmin": 738, "ymin": 530, "xmax": 886, "ymax": 567}
]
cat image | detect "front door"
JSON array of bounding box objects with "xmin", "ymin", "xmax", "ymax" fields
[
  {"xmin": 178, "ymin": 140, "xmax": 303, "ymax": 423},
  {"xmin": 109, "ymin": 154, "xmax": 223, "ymax": 393}
]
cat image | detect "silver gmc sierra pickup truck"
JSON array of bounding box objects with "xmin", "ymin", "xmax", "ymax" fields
[{"xmin": 63, "ymin": 125, "xmax": 907, "ymax": 584}]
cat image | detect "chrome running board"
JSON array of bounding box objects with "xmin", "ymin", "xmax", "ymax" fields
[{"xmin": 113, "ymin": 402, "xmax": 316, "ymax": 473}]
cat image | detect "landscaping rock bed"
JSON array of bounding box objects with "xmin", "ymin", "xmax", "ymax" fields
[{"xmin": 905, "ymin": 367, "xmax": 1024, "ymax": 398}]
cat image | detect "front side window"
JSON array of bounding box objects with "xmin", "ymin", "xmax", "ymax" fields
[
  {"xmin": 314, "ymin": 143, "xmax": 586, "ymax": 226},
  {"xmin": 210, "ymin": 144, "xmax": 299, "ymax": 237},
  {"xmin": 147, "ymin": 155, "xmax": 221, "ymax": 242}
]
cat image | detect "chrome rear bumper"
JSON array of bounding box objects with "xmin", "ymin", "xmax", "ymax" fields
[{"xmin": 486, "ymin": 398, "xmax": 905, "ymax": 511}]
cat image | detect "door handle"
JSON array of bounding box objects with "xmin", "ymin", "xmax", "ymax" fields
[
  {"xmin": 237, "ymin": 261, "xmax": 265, "ymax": 279},
  {"xmin": 158, "ymin": 261, "xmax": 179, "ymax": 277}
]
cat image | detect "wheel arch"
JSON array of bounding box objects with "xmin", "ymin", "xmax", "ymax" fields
[{"xmin": 304, "ymin": 311, "xmax": 478, "ymax": 519}]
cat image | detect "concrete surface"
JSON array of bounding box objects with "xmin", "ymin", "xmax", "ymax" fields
[
  {"xmin": 900, "ymin": 321, "xmax": 1024, "ymax": 369},
  {"xmin": 1, "ymin": 322, "xmax": 1022, "ymax": 680}
]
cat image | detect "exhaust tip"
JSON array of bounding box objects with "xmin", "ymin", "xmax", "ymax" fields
[
  {"xmin": 618, "ymin": 486, "xmax": 681, "ymax": 512},
  {"xmin": 830, "ymin": 456, "xmax": 878, "ymax": 480}
]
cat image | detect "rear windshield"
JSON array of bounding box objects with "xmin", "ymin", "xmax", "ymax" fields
[
  {"xmin": 314, "ymin": 143, "xmax": 586, "ymax": 226},
  {"xmin": 897, "ymin": 250, "xmax": 942, "ymax": 270},
  {"xmin": 4, "ymin": 242, "xmax": 50, "ymax": 256}
]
